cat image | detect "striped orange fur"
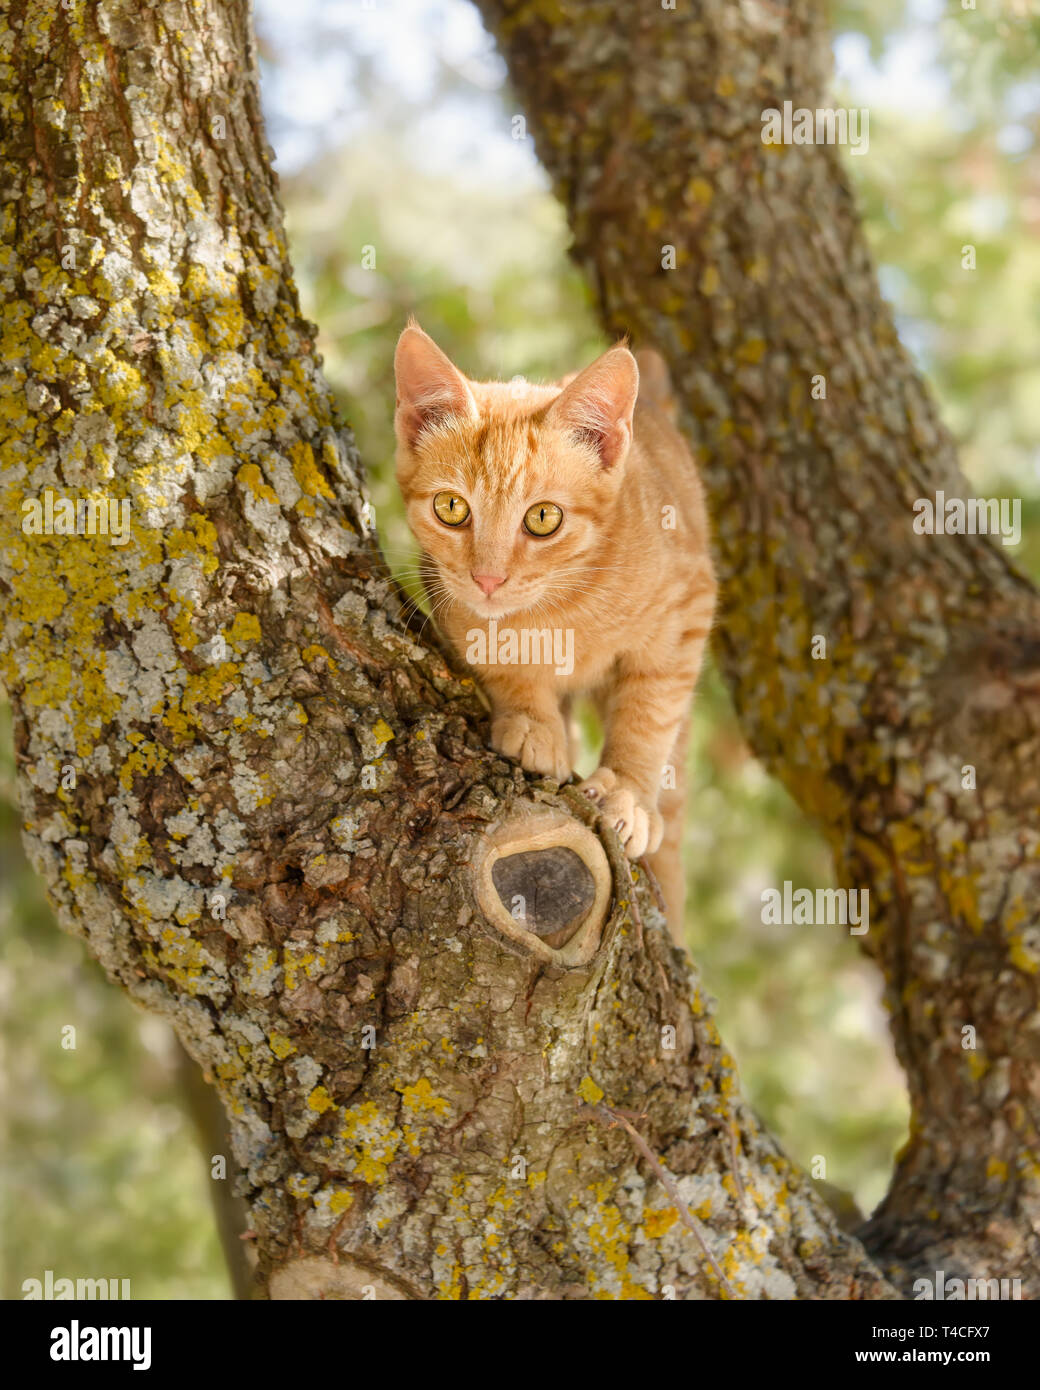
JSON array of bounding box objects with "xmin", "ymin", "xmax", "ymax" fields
[{"xmin": 394, "ymin": 322, "xmax": 716, "ymax": 941}]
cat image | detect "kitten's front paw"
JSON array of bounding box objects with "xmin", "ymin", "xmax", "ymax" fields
[
  {"xmin": 580, "ymin": 768, "xmax": 663, "ymax": 859},
  {"xmin": 492, "ymin": 713, "xmax": 570, "ymax": 782}
]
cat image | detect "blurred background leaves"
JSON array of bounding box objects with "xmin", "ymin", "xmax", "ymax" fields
[{"xmin": 2, "ymin": 0, "xmax": 1037, "ymax": 1297}]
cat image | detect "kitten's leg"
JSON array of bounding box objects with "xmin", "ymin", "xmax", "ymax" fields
[
  {"xmin": 646, "ymin": 713, "xmax": 689, "ymax": 944},
  {"xmin": 482, "ymin": 670, "xmax": 570, "ymax": 782},
  {"xmin": 583, "ymin": 549, "xmax": 713, "ymax": 864},
  {"xmin": 580, "ymin": 630, "xmax": 706, "ymax": 860},
  {"xmin": 580, "ymin": 666, "xmax": 689, "ymax": 857},
  {"xmin": 560, "ymin": 694, "xmax": 583, "ymax": 771}
]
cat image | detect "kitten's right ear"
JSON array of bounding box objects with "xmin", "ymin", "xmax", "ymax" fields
[
  {"xmin": 394, "ymin": 323, "xmax": 477, "ymax": 450},
  {"xmin": 547, "ymin": 345, "xmax": 639, "ymax": 470}
]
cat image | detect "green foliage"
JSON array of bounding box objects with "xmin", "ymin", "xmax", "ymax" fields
[{"xmin": 836, "ymin": 4, "xmax": 1040, "ymax": 580}]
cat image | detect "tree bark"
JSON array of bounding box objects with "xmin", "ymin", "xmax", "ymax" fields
[{"xmin": 473, "ymin": 0, "xmax": 1040, "ymax": 1294}]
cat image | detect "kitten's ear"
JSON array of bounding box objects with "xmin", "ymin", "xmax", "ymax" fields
[
  {"xmin": 547, "ymin": 345, "xmax": 639, "ymax": 470},
  {"xmin": 394, "ymin": 323, "xmax": 477, "ymax": 450}
]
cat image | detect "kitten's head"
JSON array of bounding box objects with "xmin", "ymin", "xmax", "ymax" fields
[{"xmin": 393, "ymin": 322, "xmax": 639, "ymax": 620}]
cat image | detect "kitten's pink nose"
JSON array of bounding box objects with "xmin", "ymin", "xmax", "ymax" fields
[{"xmin": 472, "ymin": 572, "xmax": 507, "ymax": 597}]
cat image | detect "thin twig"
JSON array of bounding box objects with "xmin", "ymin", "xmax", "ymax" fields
[
  {"xmin": 328, "ymin": 1205, "xmax": 353, "ymax": 1263},
  {"xmin": 627, "ymin": 863, "xmax": 645, "ymax": 947},
  {"xmin": 582, "ymin": 1100, "xmax": 738, "ymax": 1299},
  {"xmin": 638, "ymin": 857, "xmax": 668, "ymax": 916},
  {"xmin": 706, "ymin": 1116, "xmax": 751, "ymax": 1224},
  {"xmin": 725, "ymin": 1120, "xmax": 750, "ymax": 1220}
]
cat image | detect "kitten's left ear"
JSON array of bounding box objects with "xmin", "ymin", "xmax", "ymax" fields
[
  {"xmin": 394, "ymin": 322, "xmax": 477, "ymax": 450},
  {"xmin": 547, "ymin": 345, "xmax": 639, "ymax": 470}
]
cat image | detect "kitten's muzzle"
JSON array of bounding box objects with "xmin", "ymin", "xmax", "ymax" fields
[{"xmin": 472, "ymin": 572, "xmax": 507, "ymax": 597}]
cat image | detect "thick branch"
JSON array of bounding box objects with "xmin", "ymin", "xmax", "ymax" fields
[{"xmin": 474, "ymin": 0, "xmax": 1040, "ymax": 1291}]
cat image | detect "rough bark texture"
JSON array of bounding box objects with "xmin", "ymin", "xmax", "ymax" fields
[{"xmin": 473, "ymin": 0, "xmax": 1040, "ymax": 1294}]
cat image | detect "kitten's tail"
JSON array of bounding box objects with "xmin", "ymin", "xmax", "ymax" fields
[{"xmin": 634, "ymin": 347, "xmax": 678, "ymax": 424}]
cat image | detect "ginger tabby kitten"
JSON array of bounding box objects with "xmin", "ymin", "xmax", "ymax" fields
[{"xmin": 393, "ymin": 322, "xmax": 716, "ymax": 941}]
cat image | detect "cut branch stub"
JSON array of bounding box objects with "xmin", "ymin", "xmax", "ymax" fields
[
  {"xmin": 472, "ymin": 807, "xmax": 613, "ymax": 965},
  {"xmin": 492, "ymin": 846, "xmax": 595, "ymax": 948}
]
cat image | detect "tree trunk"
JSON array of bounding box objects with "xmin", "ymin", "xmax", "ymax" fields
[{"xmin": 473, "ymin": 0, "xmax": 1040, "ymax": 1293}]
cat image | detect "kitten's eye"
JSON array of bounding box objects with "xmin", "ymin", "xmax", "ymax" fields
[
  {"xmin": 433, "ymin": 492, "xmax": 470, "ymax": 526},
  {"xmin": 524, "ymin": 501, "xmax": 563, "ymax": 537}
]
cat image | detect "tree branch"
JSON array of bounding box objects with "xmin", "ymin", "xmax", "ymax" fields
[{"xmin": 473, "ymin": 0, "xmax": 1040, "ymax": 1292}]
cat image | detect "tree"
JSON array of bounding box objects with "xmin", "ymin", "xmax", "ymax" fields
[
  {"xmin": 0, "ymin": 0, "xmax": 1031, "ymax": 1301},
  {"xmin": 472, "ymin": 0, "xmax": 1040, "ymax": 1291}
]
